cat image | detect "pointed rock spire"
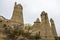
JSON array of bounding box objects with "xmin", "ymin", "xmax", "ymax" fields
[
  {"xmin": 50, "ymin": 18, "xmax": 54, "ymax": 22},
  {"xmin": 15, "ymin": 2, "xmax": 17, "ymax": 5},
  {"xmin": 41, "ymin": 11, "xmax": 45, "ymax": 16},
  {"xmin": 41, "ymin": 11, "xmax": 47, "ymax": 16},
  {"xmin": 34, "ymin": 18, "xmax": 40, "ymax": 23}
]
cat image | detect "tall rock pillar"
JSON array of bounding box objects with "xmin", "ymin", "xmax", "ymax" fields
[
  {"xmin": 11, "ymin": 2, "xmax": 24, "ymax": 25},
  {"xmin": 40, "ymin": 11, "xmax": 55, "ymax": 40},
  {"xmin": 50, "ymin": 18, "xmax": 57, "ymax": 37}
]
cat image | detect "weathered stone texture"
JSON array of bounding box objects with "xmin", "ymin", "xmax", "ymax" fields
[{"xmin": 0, "ymin": 2, "xmax": 58, "ymax": 40}]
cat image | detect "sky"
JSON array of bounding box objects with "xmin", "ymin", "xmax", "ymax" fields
[{"xmin": 0, "ymin": 0, "xmax": 60, "ymax": 36}]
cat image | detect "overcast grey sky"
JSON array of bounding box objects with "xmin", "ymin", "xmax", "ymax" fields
[{"xmin": 0, "ymin": 0, "xmax": 60, "ymax": 36}]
